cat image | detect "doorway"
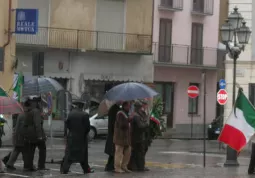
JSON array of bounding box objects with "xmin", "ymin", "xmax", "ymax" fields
[{"xmin": 154, "ymin": 82, "xmax": 175, "ymax": 128}]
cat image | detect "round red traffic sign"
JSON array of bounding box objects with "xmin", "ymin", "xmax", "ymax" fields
[
  {"xmin": 187, "ymin": 85, "xmax": 199, "ymax": 98},
  {"xmin": 217, "ymin": 89, "xmax": 228, "ymax": 105}
]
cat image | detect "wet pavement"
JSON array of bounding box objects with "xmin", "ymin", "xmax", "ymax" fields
[{"xmin": 0, "ymin": 139, "xmax": 253, "ymax": 177}]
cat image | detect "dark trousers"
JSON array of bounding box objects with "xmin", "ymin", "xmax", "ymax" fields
[
  {"xmin": 35, "ymin": 140, "xmax": 47, "ymax": 169},
  {"xmin": 105, "ymin": 155, "xmax": 114, "ymax": 171},
  {"xmin": 128, "ymin": 142, "xmax": 145, "ymax": 171},
  {"xmin": 61, "ymin": 145, "xmax": 90, "ymax": 174},
  {"xmin": 248, "ymin": 143, "xmax": 255, "ymax": 173},
  {"xmin": 23, "ymin": 142, "xmax": 36, "ymax": 169},
  {"xmin": 2, "ymin": 152, "xmax": 11, "ymax": 164},
  {"xmin": 7, "ymin": 146, "xmax": 24, "ymax": 167}
]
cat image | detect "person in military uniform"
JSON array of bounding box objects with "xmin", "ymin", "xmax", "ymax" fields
[
  {"xmin": 128, "ymin": 101, "xmax": 149, "ymax": 171},
  {"xmin": 248, "ymin": 135, "xmax": 255, "ymax": 174},
  {"xmin": 22, "ymin": 96, "xmax": 45, "ymax": 171},
  {"xmin": 104, "ymin": 102, "xmax": 121, "ymax": 172},
  {"xmin": 60, "ymin": 102, "xmax": 93, "ymax": 174}
]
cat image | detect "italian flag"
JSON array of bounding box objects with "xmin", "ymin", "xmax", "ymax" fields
[
  {"xmin": 218, "ymin": 88, "xmax": 255, "ymax": 152},
  {"xmin": 150, "ymin": 112, "xmax": 160, "ymax": 125}
]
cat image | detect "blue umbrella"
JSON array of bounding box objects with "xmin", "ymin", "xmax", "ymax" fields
[
  {"xmin": 104, "ymin": 82, "xmax": 158, "ymax": 101},
  {"xmin": 22, "ymin": 77, "xmax": 64, "ymax": 96}
]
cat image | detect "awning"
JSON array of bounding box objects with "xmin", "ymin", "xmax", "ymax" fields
[
  {"xmin": 78, "ymin": 54, "xmax": 154, "ymax": 82},
  {"xmin": 22, "ymin": 72, "xmax": 72, "ymax": 79}
]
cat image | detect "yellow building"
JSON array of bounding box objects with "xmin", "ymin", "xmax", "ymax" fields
[
  {"xmin": 16, "ymin": 0, "xmax": 154, "ymax": 98},
  {"xmin": 0, "ymin": 0, "xmax": 17, "ymax": 93}
]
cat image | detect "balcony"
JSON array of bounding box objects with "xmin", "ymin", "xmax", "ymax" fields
[
  {"xmin": 191, "ymin": 0, "xmax": 214, "ymax": 16},
  {"xmin": 158, "ymin": 0, "xmax": 183, "ymax": 11},
  {"xmin": 16, "ymin": 27, "xmax": 152, "ymax": 54},
  {"xmin": 153, "ymin": 43, "xmax": 219, "ymax": 68}
]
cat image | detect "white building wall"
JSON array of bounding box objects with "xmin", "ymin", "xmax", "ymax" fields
[{"xmin": 224, "ymin": 0, "xmax": 253, "ymax": 119}]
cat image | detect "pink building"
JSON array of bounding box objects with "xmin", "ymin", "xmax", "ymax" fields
[{"xmin": 153, "ymin": 0, "xmax": 221, "ymax": 137}]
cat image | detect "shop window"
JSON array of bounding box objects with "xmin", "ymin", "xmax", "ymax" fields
[{"xmin": 188, "ymin": 83, "xmax": 199, "ymax": 114}]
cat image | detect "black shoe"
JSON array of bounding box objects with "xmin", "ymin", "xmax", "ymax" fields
[
  {"xmin": 0, "ymin": 170, "xmax": 5, "ymax": 173},
  {"xmin": 105, "ymin": 167, "xmax": 114, "ymax": 172},
  {"xmin": 84, "ymin": 168, "xmax": 94, "ymax": 174},
  {"xmin": 248, "ymin": 171, "xmax": 255, "ymax": 175},
  {"xmin": 6, "ymin": 165, "xmax": 16, "ymax": 170}
]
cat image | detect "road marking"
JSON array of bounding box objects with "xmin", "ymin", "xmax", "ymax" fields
[
  {"xmin": 50, "ymin": 168, "xmax": 83, "ymax": 174},
  {"xmin": 0, "ymin": 147, "xmax": 65, "ymax": 151},
  {"xmin": 159, "ymin": 151, "xmax": 249, "ymax": 160},
  {"xmin": 3, "ymin": 172, "xmax": 30, "ymax": 177}
]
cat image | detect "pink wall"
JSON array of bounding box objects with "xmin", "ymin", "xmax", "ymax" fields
[
  {"xmin": 153, "ymin": 0, "xmax": 220, "ymax": 48},
  {"xmin": 154, "ymin": 67, "xmax": 217, "ymax": 125}
]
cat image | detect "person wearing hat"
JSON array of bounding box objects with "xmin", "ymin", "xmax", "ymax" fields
[
  {"xmin": 128, "ymin": 101, "xmax": 149, "ymax": 171},
  {"xmin": 22, "ymin": 96, "xmax": 45, "ymax": 171}
]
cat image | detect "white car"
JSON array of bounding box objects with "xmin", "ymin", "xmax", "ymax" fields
[{"xmin": 88, "ymin": 114, "xmax": 108, "ymax": 140}]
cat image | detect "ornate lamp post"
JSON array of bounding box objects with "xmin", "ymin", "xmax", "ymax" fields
[{"xmin": 220, "ymin": 7, "xmax": 251, "ymax": 166}]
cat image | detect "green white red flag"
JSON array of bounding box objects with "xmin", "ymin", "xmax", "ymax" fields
[
  {"xmin": 150, "ymin": 112, "xmax": 160, "ymax": 125},
  {"xmin": 218, "ymin": 88, "xmax": 255, "ymax": 152}
]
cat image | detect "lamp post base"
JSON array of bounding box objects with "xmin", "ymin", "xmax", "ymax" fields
[{"xmin": 224, "ymin": 146, "xmax": 239, "ymax": 167}]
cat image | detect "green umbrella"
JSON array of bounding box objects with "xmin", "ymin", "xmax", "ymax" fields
[{"xmin": 0, "ymin": 87, "xmax": 8, "ymax": 97}]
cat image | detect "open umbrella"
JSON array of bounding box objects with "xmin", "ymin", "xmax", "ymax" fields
[
  {"xmin": 23, "ymin": 77, "xmax": 64, "ymax": 96},
  {"xmin": 98, "ymin": 99, "xmax": 115, "ymax": 117},
  {"xmin": 104, "ymin": 82, "xmax": 158, "ymax": 101},
  {"xmin": 0, "ymin": 96, "xmax": 23, "ymax": 115}
]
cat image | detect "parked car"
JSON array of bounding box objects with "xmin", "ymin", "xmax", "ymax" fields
[
  {"xmin": 88, "ymin": 114, "xmax": 108, "ymax": 140},
  {"xmin": 207, "ymin": 116, "xmax": 222, "ymax": 140}
]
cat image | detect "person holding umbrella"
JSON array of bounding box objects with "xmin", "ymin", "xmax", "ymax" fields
[
  {"xmin": 104, "ymin": 101, "xmax": 122, "ymax": 172},
  {"xmin": 113, "ymin": 101, "xmax": 132, "ymax": 173}
]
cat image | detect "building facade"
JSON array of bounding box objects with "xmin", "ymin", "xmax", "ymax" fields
[
  {"xmin": 0, "ymin": 0, "xmax": 17, "ymax": 142},
  {"xmin": 224, "ymin": 0, "xmax": 252, "ymax": 120},
  {"xmin": 0, "ymin": 0, "xmax": 16, "ymax": 94},
  {"xmin": 153, "ymin": 0, "xmax": 221, "ymax": 137},
  {"xmin": 16, "ymin": 0, "xmax": 154, "ymax": 100}
]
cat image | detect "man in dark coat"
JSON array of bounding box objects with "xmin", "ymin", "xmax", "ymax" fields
[
  {"xmin": 60, "ymin": 103, "xmax": 92, "ymax": 174},
  {"xmin": 22, "ymin": 97, "xmax": 44, "ymax": 171},
  {"xmin": 128, "ymin": 101, "xmax": 149, "ymax": 171},
  {"xmin": 5, "ymin": 113, "xmax": 25, "ymax": 170},
  {"xmin": 104, "ymin": 102, "xmax": 121, "ymax": 172}
]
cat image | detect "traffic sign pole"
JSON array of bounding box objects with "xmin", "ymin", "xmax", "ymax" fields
[{"xmin": 187, "ymin": 85, "xmax": 199, "ymax": 139}]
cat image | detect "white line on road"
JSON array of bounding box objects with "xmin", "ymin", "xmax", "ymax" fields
[
  {"xmin": 159, "ymin": 151, "xmax": 249, "ymax": 160},
  {"xmin": 3, "ymin": 172, "xmax": 30, "ymax": 177},
  {"xmin": 0, "ymin": 147, "xmax": 65, "ymax": 151}
]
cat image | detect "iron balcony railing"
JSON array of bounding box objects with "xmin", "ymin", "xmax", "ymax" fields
[
  {"xmin": 158, "ymin": 0, "xmax": 183, "ymax": 11},
  {"xmin": 153, "ymin": 43, "xmax": 220, "ymax": 68},
  {"xmin": 191, "ymin": 0, "xmax": 214, "ymax": 15},
  {"xmin": 16, "ymin": 27, "xmax": 152, "ymax": 54}
]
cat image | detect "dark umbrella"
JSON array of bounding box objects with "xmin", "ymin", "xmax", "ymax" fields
[
  {"xmin": 0, "ymin": 96, "xmax": 23, "ymax": 115},
  {"xmin": 104, "ymin": 82, "xmax": 158, "ymax": 101},
  {"xmin": 23, "ymin": 77, "xmax": 64, "ymax": 96}
]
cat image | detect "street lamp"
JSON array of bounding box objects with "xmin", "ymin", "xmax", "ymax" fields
[{"xmin": 220, "ymin": 7, "xmax": 251, "ymax": 167}]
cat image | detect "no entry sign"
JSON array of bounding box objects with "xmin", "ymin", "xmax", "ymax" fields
[
  {"xmin": 187, "ymin": 85, "xmax": 199, "ymax": 98},
  {"xmin": 217, "ymin": 89, "xmax": 228, "ymax": 105}
]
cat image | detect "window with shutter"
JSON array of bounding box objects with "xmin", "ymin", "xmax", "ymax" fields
[
  {"xmin": 32, "ymin": 52, "xmax": 44, "ymax": 76},
  {"xmin": 190, "ymin": 23, "xmax": 203, "ymax": 65}
]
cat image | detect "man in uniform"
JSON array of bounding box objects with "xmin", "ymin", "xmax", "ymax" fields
[
  {"xmin": 60, "ymin": 102, "xmax": 93, "ymax": 174},
  {"xmin": 0, "ymin": 115, "xmax": 6, "ymax": 147}
]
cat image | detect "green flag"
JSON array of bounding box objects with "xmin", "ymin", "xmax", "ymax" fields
[
  {"xmin": 0, "ymin": 87, "xmax": 8, "ymax": 97},
  {"xmin": 13, "ymin": 73, "xmax": 24, "ymax": 102}
]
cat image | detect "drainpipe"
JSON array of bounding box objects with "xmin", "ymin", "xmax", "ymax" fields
[
  {"xmin": 3, "ymin": 0, "xmax": 12, "ymax": 48},
  {"xmin": 151, "ymin": 0, "xmax": 155, "ymax": 54}
]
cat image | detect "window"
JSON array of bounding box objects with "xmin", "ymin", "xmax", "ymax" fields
[
  {"xmin": 191, "ymin": 23, "xmax": 203, "ymax": 65},
  {"xmin": 161, "ymin": 0, "xmax": 173, "ymax": 7},
  {"xmin": 32, "ymin": 52, "xmax": 44, "ymax": 76},
  {"xmin": 155, "ymin": 83, "xmax": 173, "ymax": 113},
  {"xmin": 159, "ymin": 19, "xmax": 172, "ymax": 62},
  {"xmin": 193, "ymin": 0, "xmax": 204, "ymax": 12},
  {"xmin": 188, "ymin": 83, "xmax": 199, "ymax": 114},
  {"xmin": 249, "ymin": 84, "xmax": 255, "ymax": 106}
]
